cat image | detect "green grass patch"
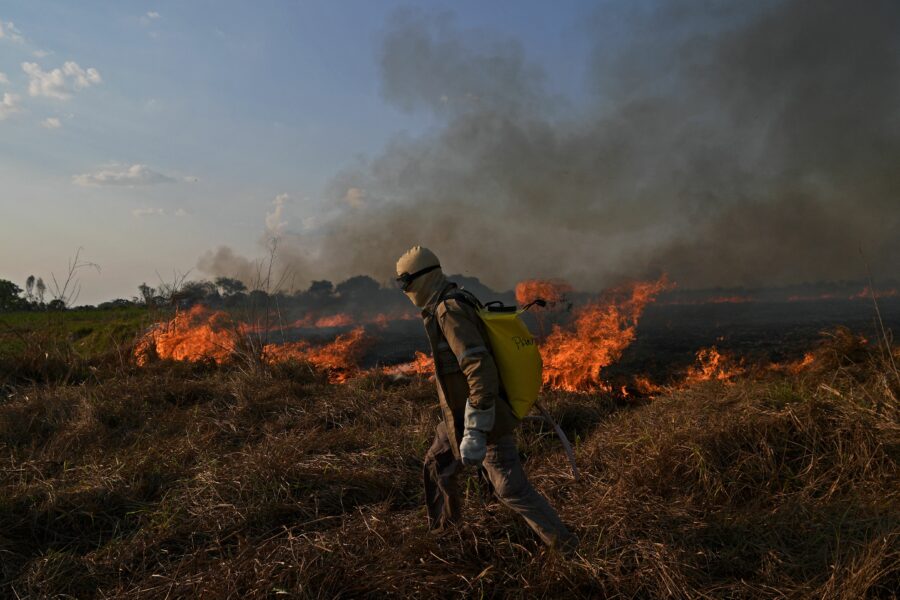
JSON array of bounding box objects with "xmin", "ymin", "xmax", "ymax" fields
[{"xmin": 0, "ymin": 306, "xmax": 161, "ymax": 358}]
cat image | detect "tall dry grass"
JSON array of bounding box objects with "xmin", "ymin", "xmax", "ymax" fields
[{"xmin": 0, "ymin": 330, "xmax": 897, "ymax": 598}]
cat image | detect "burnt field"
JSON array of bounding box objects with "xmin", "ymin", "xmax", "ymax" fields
[
  {"xmin": 612, "ymin": 298, "xmax": 900, "ymax": 381},
  {"xmin": 367, "ymin": 297, "xmax": 900, "ymax": 380},
  {"xmin": 1, "ymin": 297, "xmax": 899, "ymax": 598}
]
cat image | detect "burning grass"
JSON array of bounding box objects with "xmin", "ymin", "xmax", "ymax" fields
[
  {"xmin": 133, "ymin": 306, "xmax": 375, "ymax": 382},
  {"xmin": 130, "ymin": 276, "xmax": 676, "ymax": 393},
  {"xmin": 540, "ymin": 276, "xmax": 672, "ymax": 392},
  {"xmin": 261, "ymin": 327, "xmax": 373, "ymax": 382},
  {"xmin": 1, "ymin": 331, "xmax": 898, "ymax": 598}
]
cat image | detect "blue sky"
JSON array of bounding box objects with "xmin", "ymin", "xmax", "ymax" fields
[{"xmin": 0, "ymin": 0, "xmax": 598, "ymax": 303}]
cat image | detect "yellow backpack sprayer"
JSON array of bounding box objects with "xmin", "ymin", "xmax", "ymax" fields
[{"xmin": 444, "ymin": 290, "xmax": 581, "ymax": 480}]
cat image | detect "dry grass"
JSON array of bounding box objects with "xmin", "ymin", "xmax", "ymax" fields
[{"xmin": 0, "ymin": 333, "xmax": 898, "ymax": 598}]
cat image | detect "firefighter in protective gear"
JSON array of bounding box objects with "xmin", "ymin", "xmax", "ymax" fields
[{"xmin": 396, "ymin": 245, "xmax": 578, "ymax": 550}]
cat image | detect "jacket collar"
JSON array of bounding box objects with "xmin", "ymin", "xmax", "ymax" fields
[{"xmin": 421, "ymin": 281, "xmax": 459, "ymax": 318}]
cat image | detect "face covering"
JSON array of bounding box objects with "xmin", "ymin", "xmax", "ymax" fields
[{"xmin": 403, "ymin": 269, "xmax": 447, "ymax": 308}]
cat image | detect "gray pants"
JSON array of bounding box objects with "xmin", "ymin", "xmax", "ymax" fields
[{"xmin": 423, "ymin": 422, "xmax": 577, "ymax": 548}]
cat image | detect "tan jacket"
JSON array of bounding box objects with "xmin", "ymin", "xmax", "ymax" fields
[{"xmin": 422, "ymin": 282, "xmax": 520, "ymax": 458}]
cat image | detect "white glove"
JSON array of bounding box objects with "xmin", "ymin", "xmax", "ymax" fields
[{"xmin": 459, "ymin": 400, "xmax": 495, "ymax": 466}]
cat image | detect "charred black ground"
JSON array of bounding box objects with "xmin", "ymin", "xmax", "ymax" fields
[{"xmin": 367, "ymin": 286, "xmax": 900, "ymax": 382}]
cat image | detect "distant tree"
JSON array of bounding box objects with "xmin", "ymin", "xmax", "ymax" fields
[
  {"xmin": 98, "ymin": 298, "xmax": 135, "ymax": 309},
  {"xmin": 0, "ymin": 279, "xmax": 24, "ymax": 311},
  {"xmin": 138, "ymin": 282, "xmax": 156, "ymax": 306},
  {"xmin": 35, "ymin": 278, "xmax": 46, "ymax": 305},
  {"xmin": 25, "ymin": 275, "xmax": 35, "ymax": 303},
  {"xmin": 215, "ymin": 276, "xmax": 247, "ymax": 296},
  {"xmin": 307, "ymin": 280, "xmax": 335, "ymax": 299},
  {"xmin": 248, "ymin": 289, "xmax": 270, "ymax": 304},
  {"xmin": 178, "ymin": 280, "xmax": 218, "ymax": 305},
  {"xmin": 336, "ymin": 275, "xmax": 380, "ymax": 298},
  {"xmin": 47, "ymin": 299, "xmax": 66, "ymax": 311}
]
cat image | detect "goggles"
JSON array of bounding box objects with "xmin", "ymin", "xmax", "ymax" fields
[{"xmin": 395, "ymin": 264, "xmax": 441, "ymax": 292}]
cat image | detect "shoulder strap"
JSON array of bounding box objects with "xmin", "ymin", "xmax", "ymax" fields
[{"xmin": 440, "ymin": 288, "xmax": 483, "ymax": 310}]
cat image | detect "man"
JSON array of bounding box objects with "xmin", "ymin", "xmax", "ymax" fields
[{"xmin": 396, "ymin": 245, "xmax": 578, "ymax": 551}]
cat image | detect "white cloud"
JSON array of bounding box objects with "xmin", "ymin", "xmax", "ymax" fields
[
  {"xmin": 0, "ymin": 72, "xmax": 7, "ymax": 84},
  {"xmin": 22, "ymin": 62, "xmax": 66, "ymax": 99},
  {"xmin": 41, "ymin": 116, "xmax": 61, "ymax": 129},
  {"xmin": 0, "ymin": 20, "xmax": 24, "ymax": 43},
  {"xmin": 174, "ymin": 208, "xmax": 188, "ymax": 217},
  {"xmin": 266, "ymin": 193, "xmax": 289, "ymax": 234},
  {"xmin": 32, "ymin": 49, "xmax": 50, "ymax": 58},
  {"xmin": 132, "ymin": 207, "xmax": 166, "ymax": 217},
  {"xmin": 73, "ymin": 164, "xmax": 176, "ymax": 187},
  {"xmin": 65, "ymin": 62, "xmax": 101, "ymax": 89},
  {"xmin": 0, "ymin": 93, "xmax": 21, "ymax": 120},
  {"xmin": 22, "ymin": 61, "xmax": 102, "ymax": 100},
  {"xmin": 140, "ymin": 11, "xmax": 161, "ymax": 25}
]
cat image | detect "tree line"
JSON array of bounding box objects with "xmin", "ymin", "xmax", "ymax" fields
[{"xmin": 0, "ymin": 274, "xmax": 414, "ymax": 317}]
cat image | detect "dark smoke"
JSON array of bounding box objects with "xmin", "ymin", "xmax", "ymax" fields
[
  {"xmin": 197, "ymin": 247, "xmax": 262, "ymax": 288},
  {"xmin": 202, "ymin": 0, "xmax": 900, "ymax": 291}
]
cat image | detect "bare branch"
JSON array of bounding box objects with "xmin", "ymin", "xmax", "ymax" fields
[{"xmin": 49, "ymin": 247, "xmax": 101, "ymax": 308}]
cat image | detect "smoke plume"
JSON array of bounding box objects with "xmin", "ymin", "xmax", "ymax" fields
[{"xmin": 202, "ymin": 0, "xmax": 900, "ymax": 291}]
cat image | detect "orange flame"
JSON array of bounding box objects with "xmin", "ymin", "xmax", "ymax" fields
[
  {"xmin": 784, "ymin": 351, "xmax": 816, "ymax": 374},
  {"xmin": 632, "ymin": 375, "xmax": 663, "ymax": 395},
  {"xmin": 383, "ymin": 350, "xmax": 434, "ymax": 378},
  {"xmin": 135, "ymin": 306, "xmax": 372, "ymax": 381},
  {"xmin": 709, "ymin": 295, "xmax": 751, "ymax": 304},
  {"xmin": 766, "ymin": 351, "xmax": 817, "ymax": 375},
  {"xmin": 850, "ymin": 286, "xmax": 899, "ymax": 300},
  {"xmin": 370, "ymin": 311, "xmax": 417, "ymax": 328},
  {"xmin": 262, "ymin": 327, "xmax": 372, "ymax": 382},
  {"xmin": 314, "ymin": 313, "xmax": 353, "ymax": 328},
  {"xmin": 515, "ymin": 279, "xmax": 573, "ymax": 308},
  {"xmin": 540, "ymin": 276, "xmax": 671, "ymax": 392},
  {"xmin": 787, "ymin": 292, "xmax": 840, "ymax": 302},
  {"xmin": 134, "ymin": 305, "xmax": 238, "ymax": 366},
  {"xmin": 683, "ymin": 347, "xmax": 744, "ymax": 383},
  {"xmin": 241, "ymin": 310, "xmax": 416, "ymax": 334}
]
